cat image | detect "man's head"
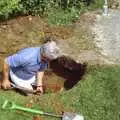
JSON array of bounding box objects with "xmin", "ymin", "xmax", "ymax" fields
[{"xmin": 41, "ymin": 41, "xmax": 61, "ymax": 61}]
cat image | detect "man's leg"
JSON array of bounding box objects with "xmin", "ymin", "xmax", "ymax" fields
[{"xmin": 10, "ymin": 70, "xmax": 36, "ymax": 90}]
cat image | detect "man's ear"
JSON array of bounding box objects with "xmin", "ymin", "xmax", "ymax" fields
[{"xmin": 41, "ymin": 51, "xmax": 48, "ymax": 62}]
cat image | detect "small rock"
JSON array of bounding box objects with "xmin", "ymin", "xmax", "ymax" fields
[
  {"xmin": 0, "ymin": 48, "xmax": 7, "ymax": 54},
  {"xmin": 25, "ymin": 103, "xmax": 32, "ymax": 108},
  {"xmin": 111, "ymin": 1, "xmax": 119, "ymax": 9},
  {"xmin": 33, "ymin": 115, "xmax": 43, "ymax": 120},
  {"xmin": 1, "ymin": 25, "xmax": 7, "ymax": 29},
  {"xmin": 28, "ymin": 16, "xmax": 32, "ymax": 21}
]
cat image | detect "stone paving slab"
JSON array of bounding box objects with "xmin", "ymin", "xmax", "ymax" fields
[{"xmin": 91, "ymin": 9, "xmax": 120, "ymax": 63}]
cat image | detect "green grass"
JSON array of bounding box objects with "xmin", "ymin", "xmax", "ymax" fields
[
  {"xmin": 47, "ymin": 8, "xmax": 80, "ymax": 25},
  {"xmin": 47, "ymin": 0, "xmax": 104, "ymax": 25},
  {"xmin": 0, "ymin": 65, "xmax": 120, "ymax": 120},
  {"xmin": 87, "ymin": 0, "xmax": 104, "ymax": 11}
]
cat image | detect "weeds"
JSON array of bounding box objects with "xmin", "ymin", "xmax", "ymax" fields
[{"xmin": 0, "ymin": 0, "xmax": 104, "ymax": 24}]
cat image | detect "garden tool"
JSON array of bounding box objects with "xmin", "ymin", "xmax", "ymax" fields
[{"xmin": 2, "ymin": 100, "xmax": 84, "ymax": 120}]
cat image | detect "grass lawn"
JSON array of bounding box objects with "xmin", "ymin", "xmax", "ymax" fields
[{"xmin": 0, "ymin": 65, "xmax": 120, "ymax": 120}]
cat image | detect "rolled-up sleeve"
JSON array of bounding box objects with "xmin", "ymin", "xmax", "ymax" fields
[{"xmin": 6, "ymin": 54, "xmax": 24, "ymax": 67}]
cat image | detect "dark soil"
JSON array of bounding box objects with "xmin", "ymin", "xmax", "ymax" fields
[
  {"xmin": 42, "ymin": 56, "xmax": 87, "ymax": 92},
  {"xmin": 49, "ymin": 56, "xmax": 87, "ymax": 90}
]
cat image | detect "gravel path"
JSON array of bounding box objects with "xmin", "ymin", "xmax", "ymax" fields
[{"xmin": 91, "ymin": 9, "xmax": 120, "ymax": 64}]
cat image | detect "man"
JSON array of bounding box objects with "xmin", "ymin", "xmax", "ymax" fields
[{"xmin": 1, "ymin": 41, "xmax": 61, "ymax": 94}]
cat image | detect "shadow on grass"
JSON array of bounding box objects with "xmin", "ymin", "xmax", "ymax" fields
[{"xmin": 50, "ymin": 56, "xmax": 87, "ymax": 90}]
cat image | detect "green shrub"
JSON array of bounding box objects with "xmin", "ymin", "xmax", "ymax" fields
[
  {"xmin": 87, "ymin": 0, "xmax": 104, "ymax": 10},
  {"xmin": 47, "ymin": 7, "xmax": 82, "ymax": 25},
  {"xmin": 0, "ymin": 0, "xmax": 21, "ymax": 20},
  {"xmin": 20, "ymin": 0, "xmax": 59, "ymax": 15},
  {"xmin": 20, "ymin": 0, "xmax": 46, "ymax": 15},
  {"xmin": 0, "ymin": 0, "xmax": 104, "ymax": 23}
]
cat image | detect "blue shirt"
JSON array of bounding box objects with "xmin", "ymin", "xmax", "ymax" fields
[{"xmin": 6, "ymin": 47, "xmax": 48, "ymax": 80}]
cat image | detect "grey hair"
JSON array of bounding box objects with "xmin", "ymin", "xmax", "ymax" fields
[{"xmin": 42, "ymin": 41, "xmax": 61, "ymax": 60}]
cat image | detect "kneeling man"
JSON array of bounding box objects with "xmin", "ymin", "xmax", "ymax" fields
[{"xmin": 1, "ymin": 41, "xmax": 61, "ymax": 94}]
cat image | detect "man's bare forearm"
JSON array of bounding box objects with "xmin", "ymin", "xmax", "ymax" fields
[
  {"xmin": 36, "ymin": 71, "xmax": 44, "ymax": 86},
  {"xmin": 2, "ymin": 58, "xmax": 9, "ymax": 81},
  {"xmin": 36, "ymin": 71, "xmax": 44, "ymax": 94},
  {"xmin": 1, "ymin": 58, "xmax": 11, "ymax": 89}
]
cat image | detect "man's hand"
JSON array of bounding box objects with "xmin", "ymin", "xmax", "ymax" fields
[
  {"xmin": 1, "ymin": 79, "xmax": 11, "ymax": 89},
  {"xmin": 36, "ymin": 86, "xmax": 44, "ymax": 94}
]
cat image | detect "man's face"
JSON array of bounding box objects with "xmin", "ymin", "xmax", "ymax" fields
[{"xmin": 41, "ymin": 52, "xmax": 50, "ymax": 62}]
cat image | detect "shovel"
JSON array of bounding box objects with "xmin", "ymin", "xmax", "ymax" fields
[{"xmin": 2, "ymin": 100, "xmax": 84, "ymax": 120}]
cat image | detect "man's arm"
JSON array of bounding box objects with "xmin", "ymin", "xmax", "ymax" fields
[
  {"xmin": 36, "ymin": 71, "xmax": 44, "ymax": 94},
  {"xmin": 1, "ymin": 58, "xmax": 11, "ymax": 89}
]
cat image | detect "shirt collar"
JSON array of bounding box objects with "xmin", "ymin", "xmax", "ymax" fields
[
  {"xmin": 38, "ymin": 47, "xmax": 49, "ymax": 63},
  {"xmin": 38, "ymin": 47, "xmax": 42, "ymax": 63}
]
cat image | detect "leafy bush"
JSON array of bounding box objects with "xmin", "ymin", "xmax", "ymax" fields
[
  {"xmin": 0, "ymin": 0, "xmax": 93, "ymax": 17},
  {"xmin": 47, "ymin": 7, "xmax": 82, "ymax": 25},
  {"xmin": 0, "ymin": 0, "xmax": 103, "ymax": 24},
  {"xmin": 20, "ymin": 0, "xmax": 49, "ymax": 15},
  {"xmin": 0, "ymin": 0, "xmax": 21, "ymax": 20}
]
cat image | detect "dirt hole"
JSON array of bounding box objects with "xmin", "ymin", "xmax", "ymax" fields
[{"xmin": 44, "ymin": 56, "xmax": 87, "ymax": 92}]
